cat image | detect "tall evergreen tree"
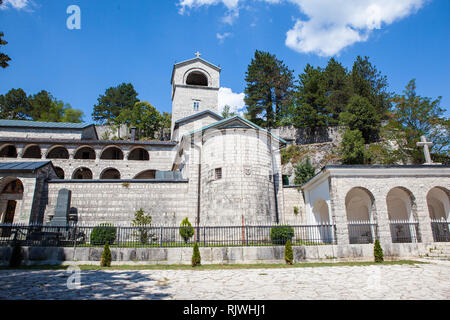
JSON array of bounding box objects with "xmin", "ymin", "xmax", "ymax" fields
[
  {"xmin": 0, "ymin": 88, "xmax": 31, "ymax": 119},
  {"xmin": 350, "ymin": 56, "xmax": 391, "ymax": 118},
  {"xmin": 244, "ymin": 50, "xmax": 294, "ymax": 128},
  {"xmin": 92, "ymin": 83, "xmax": 139, "ymax": 125}
]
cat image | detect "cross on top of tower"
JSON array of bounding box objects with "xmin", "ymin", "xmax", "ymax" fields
[
  {"xmin": 416, "ymin": 135, "xmax": 434, "ymax": 164},
  {"xmin": 195, "ymin": 51, "xmax": 201, "ymax": 58}
]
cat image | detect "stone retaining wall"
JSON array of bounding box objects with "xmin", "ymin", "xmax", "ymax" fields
[{"xmin": 0, "ymin": 243, "xmax": 436, "ymax": 266}]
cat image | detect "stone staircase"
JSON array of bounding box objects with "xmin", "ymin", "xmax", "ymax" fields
[{"xmin": 425, "ymin": 243, "xmax": 450, "ymax": 260}]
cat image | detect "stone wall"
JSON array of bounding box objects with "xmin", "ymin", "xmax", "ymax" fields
[
  {"xmin": 0, "ymin": 243, "xmax": 440, "ymax": 266},
  {"xmin": 273, "ymin": 126, "xmax": 343, "ymax": 146},
  {"xmin": 281, "ymin": 187, "xmax": 307, "ymax": 224},
  {"xmin": 44, "ymin": 180, "xmax": 189, "ymax": 225}
]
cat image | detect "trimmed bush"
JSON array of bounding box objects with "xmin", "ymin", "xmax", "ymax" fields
[
  {"xmin": 192, "ymin": 242, "xmax": 201, "ymax": 267},
  {"xmin": 374, "ymin": 239, "xmax": 384, "ymax": 263},
  {"xmin": 270, "ymin": 225, "xmax": 295, "ymax": 245},
  {"xmin": 285, "ymin": 240, "xmax": 293, "ymax": 265},
  {"xmin": 90, "ymin": 223, "xmax": 117, "ymax": 246},
  {"xmin": 179, "ymin": 217, "xmax": 194, "ymax": 243},
  {"xmin": 101, "ymin": 243, "xmax": 112, "ymax": 267},
  {"xmin": 9, "ymin": 244, "xmax": 23, "ymax": 268}
]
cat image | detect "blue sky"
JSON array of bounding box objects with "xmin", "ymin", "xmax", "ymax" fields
[{"xmin": 0, "ymin": 0, "xmax": 449, "ymax": 122}]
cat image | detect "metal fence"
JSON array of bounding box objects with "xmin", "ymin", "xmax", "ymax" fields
[
  {"xmin": 389, "ymin": 220, "xmax": 421, "ymax": 243},
  {"xmin": 431, "ymin": 219, "xmax": 450, "ymax": 242},
  {"xmin": 347, "ymin": 221, "xmax": 378, "ymax": 244},
  {"xmin": 0, "ymin": 223, "xmax": 337, "ymax": 248}
]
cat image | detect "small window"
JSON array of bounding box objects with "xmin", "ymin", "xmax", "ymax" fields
[
  {"xmin": 282, "ymin": 175, "xmax": 290, "ymax": 186},
  {"xmin": 215, "ymin": 168, "xmax": 222, "ymax": 180},
  {"xmin": 193, "ymin": 101, "xmax": 200, "ymax": 111}
]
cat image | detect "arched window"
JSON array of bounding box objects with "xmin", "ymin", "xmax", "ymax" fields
[
  {"xmin": 22, "ymin": 145, "xmax": 42, "ymax": 159},
  {"xmin": 2, "ymin": 179, "xmax": 24, "ymax": 194},
  {"xmin": 47, "ymin": 146, "xmax": 69, "ymax": 159},
  {"xmin": 100, "ymin": 168, "xmax": 121, "ymax": 180},
  {"xmin": 54, "ymin": 167, "xmax": 65, "ymax": 179},
  {"xmin": 74, "ymin": 147, "xmax": 96, "ymax": 160},
  {"xmin": 186, "ymin": 71, "xmax": 208, "ymax": 86},
  {"xmin": 101, "ymin": 146, "xmax": 124, "ymax": 160},
  {"xmin": 72, "ymin": 167, "xmax": 93, "ymax": 180},
  {"xmin": 387, "ymin": 187, "xmax": 420, "ymax": 243},
  {"xmin": 0, "ymin": 145, "xmax": 17, "ymax": 158},
  {"xmin": 134, "ymin": 170, "xmax": 156, "ymax": 179},
  {"xmin": 345, "ymin": 187, "xmax": 377, "ymax": 244},
  {"xmin": 128, "ymin": 148, "xmax": 149, "ymax": 161}
]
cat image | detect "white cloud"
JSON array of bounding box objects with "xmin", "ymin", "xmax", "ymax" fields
[
  {"xmin": 216, "ymin": 32, "xmax": 232, "ymax": 43},
  {"xmin": 0, "ymin": 0, "xmax": 30, "ymax": 10},
  {"xmin": 285, "ymin": 0, "xmax": 426, "ymax": 56},
  {"xmin": 177, "ymin": 0, "xmax": 427, "ymax": 56},
  {"xmin": 218, "ymin": 87, "xmax": 245, "ymax": 115}
]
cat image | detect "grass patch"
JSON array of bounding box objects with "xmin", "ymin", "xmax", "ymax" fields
[{"xmin": 0, "ymin": 260, "xmax": 427, "ymax": 271}]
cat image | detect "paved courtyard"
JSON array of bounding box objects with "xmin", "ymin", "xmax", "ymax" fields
[{"xmin": 0, "ymin": 260, "xmax": 449, "ymax": 300}]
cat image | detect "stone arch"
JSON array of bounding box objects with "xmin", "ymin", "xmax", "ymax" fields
[
  {"xmin": 312, "ymin": 198, "xmax": 330, "ymax": 224},
  {"xmin": 387, "ymin": 186, "xmax": 420, "ymax": 243},
  {"xmin": 74, "ymin": 146, "xmax": 96, "ymax": 160},
  {"xmin": 134, "ymin": 170, "xmax": 156, "ymax": 179},
  {"xmin": 345, "ymin": 187, "xmax": 377, "ymax": 244},
  {"xmin": 100, "ymin": 146, "xmax": 124, "ymax": 160},
  {"xmin": 22, "ymin": 145, "xmax": 42, "ymax": 159},
  {"xmin": 54, "ymin": 167, "xmax": 65, "ymax": 179},
  {"xmin": 427, "ymin": 187, "xmax": 449, "ymax": 220},
  {"xmin": 0, "ymin": 145, "xmax": 17, "ymax": 158},
  {"xmin": 311, "ymin": 198, "xmax": 332, "ymax": 243},
  {"xmin": 46, "ymin": 146, "xmax": 69, "ymax": 159},
  {"xmin": 185, "ymin": 70, "xmax": 209, "ymax": 86},
  {"xmin": 128, "ymin": 147, "xmax": 149, "ymax": 161},
  {"xmin": 72, "ymin": 167, "xmax": 93, "ymax": 180},
  {"xmin": 100, "ymin": 168, "xmax": 121, "ymax": 180},
  {"xmin": 0, "ymin": 177, "xmax": 24, "ymax": 228}
]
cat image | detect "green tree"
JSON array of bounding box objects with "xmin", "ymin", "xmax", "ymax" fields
[
  {"xmin": 191, "ymin": 242, "xmax": 201, "ymax": 267},
  {"xmin": 289, "ymin": 64, "xmax": 328, "ymax": 130},
  {"xmin": 284, "ymin": 240, "xmax": 293, "ymax": 265},
  {"xmin": 340, "ymin": 129, "xmax": 366, "ymax": 164},
  {"xmin": 0, "ymin": 88, "xmax": 31, "ymax": 119},
  {"xmin": 293, "ymin": 157, "xmax": 316, "ymax": 186},
  {"xmin": 339, "ymin": 95, "xmax": 380, "ymax": 143},
  {"xmin": 221, "ymin": 105, "xmax": 236, "ymax": 118},
  {"xmin": 132, "ymin": 208, "xmax": 153, "ymax": 244},
  {"xmin": 92, "ymin": 83, "xmax": 139, "ymax": 125},
  {"xmin": 179, "ymin": 217, "xmax": 194, "ymax": 244},
  {"xmin": 383, "ymin": 79, "xmax": 449, "ymax": 164},
  {"xmin": 0, "ymin": 32, "xmax": 11, "ymax": 69},
  {"xmin": 27, "ymin": 91, "xmax": 83, "ymax": 122},
  {"xmin": 118, "ymin": 101, "xmax": 163, "ymax": 139},
  {"xmin": 374, "ymin": 239, "xmax": 384, "ymax": 263},
  {"xmin": 244, "ymin": 50, "xmax": 294, "ymax": 128},
  {"xmin": 101, "ymin": 243, "xmax": 112, "ymax": 267},
  {"xmin": 350, "ymin": 56, "xmax": 391, "ymax": 118}
]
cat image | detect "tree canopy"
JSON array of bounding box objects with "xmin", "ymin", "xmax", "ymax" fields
[
  {"xmin": 0, "ymin": 32, "xmax": 11, "ymax": 69},
  {"xmin": 0, "ymin": 89, "xmax": 84, "ymax": 122}
]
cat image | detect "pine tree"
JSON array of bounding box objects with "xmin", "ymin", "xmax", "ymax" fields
[
  {"xmin": 244, "ymin": 50, "xmax": 294, "ymax": 128},
  {"xmin": 340, "ymin": 129, "xmax": 366, "ymax": 164},
  {"xmin": 374, "ymin": 239, "xmax": 384, "ymax": 263},
  {"xmin": 0, "ymin": 31, "xmax": 11, "ymax": 69}
]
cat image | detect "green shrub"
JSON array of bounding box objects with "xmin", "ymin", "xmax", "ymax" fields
[
  {"xmin": 179, "ymin": 217, "xmax": 195, "ymax": 243},
  {"xmin": 90, "ymin": 223, "xmax": 117, "ymax": 246},
  {"xmin": 293, "ymin": 206, "xmax": 299, "ymax": 215},
  {"xmin": 293, "ymin": 158, "xmax": 316, "ymax": 186},
  {"xmin": 9, "ymin": 244, "xmax": 23, "ymax": 268},
  {"xmin": 374, "ymin": 239, "xmax": 384, "ymax": 263},
  {"xmin": 270, "ymin": 225, "xmax": 295, "ymax": 245},
  {"xmin": 132, "ymin": 209, "xmax": 153, "ymax": 244},
  {"xmin": 285, "ymin": 240, "xmax": 293, "ymax": 265},
  {"xmin": 192, "ymin": 242, "xmax": 201, "ymax": 267},
  {"xmin": 101, "ymin": 243, "xmax": 112, "ymax": 267}
]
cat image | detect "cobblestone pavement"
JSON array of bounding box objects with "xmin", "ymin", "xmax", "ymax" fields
[{"xmin": 0, "ymin": 260, "xmax": 449, "ymax": 300}]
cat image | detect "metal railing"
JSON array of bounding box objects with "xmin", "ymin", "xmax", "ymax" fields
[
  {"xmin": 0, "ymin": 223, "xmax": 337, "ymax": 248},
  {"xmin": 347, "ymin": 221, "xmax": 378, "ymax": 244},
  {"xmin": 389, "ymin": 220, "xmax": 421, "ymax": 243},
  {"xmin": 431, "ymin": 219, "xmax": 450, "ymax": 242}
]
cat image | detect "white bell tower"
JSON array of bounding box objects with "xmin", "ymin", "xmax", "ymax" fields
[{"xmin": 170, "ymin": 53, "xmax": 221, "ymax": 139}]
